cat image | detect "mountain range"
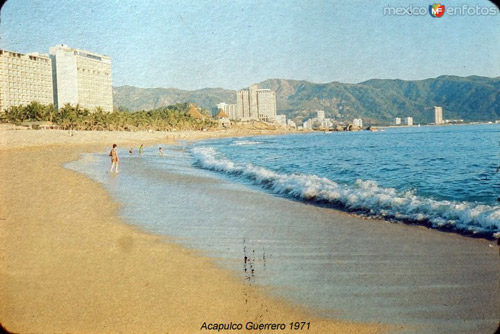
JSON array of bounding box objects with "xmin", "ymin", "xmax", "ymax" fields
[{"xmin": 113, "ymin": 75, "xmax": 500, "ymax": 125}]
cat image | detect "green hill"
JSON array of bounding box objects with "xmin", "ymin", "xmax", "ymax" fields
[
  {"xmin": 113, "ymin": 86, "xmax": 235, "ymax": 112},
  {"xmin": 113, "ymin": 75, "xmax": 500, "ymax": 124}
]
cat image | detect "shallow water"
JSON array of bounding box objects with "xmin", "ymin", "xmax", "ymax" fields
[
  {"xmin": 192, "ymin": 124, "xmax": 500, "ymax": 238},
  {"xmin": 66, "ymin": 125, "xmax": 500, "ymax": 333}
]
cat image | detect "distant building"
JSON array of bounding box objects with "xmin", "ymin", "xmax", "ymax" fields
[
  {"xmin": 434, "ymin": 106, "xmax": 443, "ymax": 124},
  {"xmin": 303, "ymin": 119, "xmax": 313, "ymax": 129},
  {"xmin": 0, "ymin": 49, "xmax": 53, "ymax": 111},
  {"xmin": 236, "ymin": 85, "xmax": 277, "ymax": 121},
  {"xmin": 287, "ymin": 119, "xmax": 296, "ymax": 128},
  {"xmin": 405, "ymin": 117, "xmax": 413, "ymax": 126},
  {"xmin": 216, "ymin": 102, "xmax": 227, "ymax": 117},
  {"xmin": 256, "ymin": 89, "xmax": 277, "ymax": 122},
  {"xmin": 217, "ymin": 102, "xmax": 237, "ymax": 120},
  {"xmin": 395, "ymin": 117, "xmax": 401, "ymax": 125},
  {"xmin": 321, "ymin": 118, "xmax": 333, "ymax": 129},
  {"xmin": 49, "ymin": 44, "xmax": 113, "ymax": 112},
  {"xmin": 301, "ymin": 110, "xmax": 336, "ymax": 130},
  {"xmin": 316, "ymin": 110, "xmax": 325, "ymax": 121},
  {"xmin": 353, "ymin": 118, "xmax": 363, "ymax": 128},
  {"xmin": 236, "ymin": 89, "xmax": 249, "ymax": 119},
  {"xmin": 275, "ymin": 114, "xmax": 286, "ymax": 126},
  {"xmin": 216, "ymin": 102, "xmax": 227, "ymax": 110},
  {"xmin": 227, "ymin": 104, "xmax": 236, "ymax": 120},
  {"xmin": 249, "ymin": 84, "xmax": 259, "ymax": 119}
]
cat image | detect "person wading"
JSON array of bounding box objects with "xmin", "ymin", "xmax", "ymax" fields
[{"xmin": 109, "ymin": 144, "xmax": 119, "ymax": 173}]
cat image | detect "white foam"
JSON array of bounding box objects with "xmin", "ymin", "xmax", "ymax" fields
[
  {"xmin": 192, "ymin": 146, "xmax": 500, "ymax": 238},
  {"xmin": 231, "ymin": 140, "xmax": 262, "ymax": 146}
]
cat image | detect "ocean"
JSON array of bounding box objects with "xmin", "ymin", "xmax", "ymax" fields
[
  {"xmin": 66, "ymin": 124, "xmax": 500, "ymax": 333},
  {"xmin": 192, "ymin": 124, "xmax": 500, "ymax": 238}
]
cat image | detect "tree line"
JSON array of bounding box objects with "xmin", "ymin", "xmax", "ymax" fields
[{"xmin": 0, "ymin": 102, "xmax": 217, "ymax": 131}]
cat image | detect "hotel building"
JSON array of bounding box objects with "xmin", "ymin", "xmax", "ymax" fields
[
  {"xmin": 0, "ymin": 49, "xmax": 53, "ymax": 111},
  {"xmin": 255, "ymin": 89, "xmax": 277, "ymax": 122},
  {"xmin": 405, "ymin": 117, "xmax": 414, "ymax": 126},
  {"xmin": 50, "ymin": 44, "xmax": 113, "ymax": 112},
  {"xmin": 1, "ymin": 45, "xmax": 113, "ymax": 113},
  {"xmin": 434, "ymin": 106, "xmax": 443, "ymax": 124},
  {"xmin": 216, "ymin": 102, "xmax": 237, "ymax": 120},
  {"xmin": 236, "ymin": 85, "xmax": 277, "ymax": 121}
]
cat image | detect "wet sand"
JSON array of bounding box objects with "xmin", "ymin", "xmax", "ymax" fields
[
  {"xmin": 85, "ymin": 146, "xmax": 500, "ymax": 334},
  {"xmin": 0, "ymin": 129, "xmax": 382, "ymax": 333}
]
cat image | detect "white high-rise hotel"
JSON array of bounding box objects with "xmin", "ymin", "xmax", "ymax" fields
[
  {"xmin": 0, "ymin": 50, "xmax": 53, "ymax": 110},
  {"xmin": 0, "ymin": 44, "xmax": 113, "ymax": 112},
  {"xmin": 434, "ymin": 106, "xmax": 443, "ymax": 124},
  {"xmin": 50, "ymin": 44, "xmax": 113, "ymax": 112},
  {"xmin": 236, "ymin": 84, "xmax": 277, "ymax": 121}
]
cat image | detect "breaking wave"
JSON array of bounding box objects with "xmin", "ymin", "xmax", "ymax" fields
[
  {"xmin": 231, "ymin": 140, "xmax": 263, "ymax": 146},
  {"xmin": 192, "ymin": 146, "xmax": 500, "ymax": 239}
]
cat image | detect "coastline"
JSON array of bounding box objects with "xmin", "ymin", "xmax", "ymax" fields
[
  {"xmin": 0, "ymin": 123, "xmax": 311, "ymax": 152},
  {"xmin": 0, "ymin": 128, "xmax": 384, "ymax": 333}
]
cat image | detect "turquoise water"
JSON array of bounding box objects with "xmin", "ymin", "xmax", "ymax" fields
[
  {"xmin": 192, "ymin": 124, "xmax": 500, "ymax": 238},
  {"xmin": 66, "ymin": 124, "xmax": 500, "ymax": 333}
]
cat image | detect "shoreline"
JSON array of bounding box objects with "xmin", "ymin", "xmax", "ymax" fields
[
  {"xmin": 68, "ymin": 134, "xmax": 499, "ymax": 333},
  {"xmin": 1, "ymin": 127, "xmax": 499, "ymax": 333},
  {"xmin": 0, "ymin": 128, "xmax": 385, "ymax": 333},
  {"xmin": 0, "ymin": 124, "xmax": 310, "ymax": 152}
]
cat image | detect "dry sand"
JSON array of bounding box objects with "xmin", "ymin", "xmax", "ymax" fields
[
  {"xmin": 0, "ymin": 124, "xmax": 301, "ymax": 151},
  {"xmin": 0, "ymin": 128, "xmax": 384, "ymax": 333}
]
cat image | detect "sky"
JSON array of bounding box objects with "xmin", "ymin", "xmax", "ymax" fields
[{"xmin": 0, "ymin": 0, "xmax": 499, "ymax": 90}]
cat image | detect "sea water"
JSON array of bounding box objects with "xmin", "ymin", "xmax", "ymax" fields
[
  {"xmin": 192, "ymin": 124, "xmax": 500, "ymax": 238},
  {"xmin": 66, "ymin": 124, "xmax": 500, "ymax": 333}
]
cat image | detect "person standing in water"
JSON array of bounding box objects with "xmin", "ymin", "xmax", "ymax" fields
[
  {"xmin": 139, "ymin": 144, "xmax": 144, "ymax": 155},
  {"xmin": 109, "ymin": 144, "xmax": 119, "ymax": 173},
  {"xmin": 159, "ymin": 147, "xmax": 164, "ymax": 156}
]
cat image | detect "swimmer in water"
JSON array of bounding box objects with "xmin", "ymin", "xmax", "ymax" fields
[{"xmin": 109, "ymin": 144, "xmax": 119, "ymax": 173}]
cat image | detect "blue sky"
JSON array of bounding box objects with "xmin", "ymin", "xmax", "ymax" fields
[{"xmin": 1, "ymin": 0, "xmax": 499, "ymax": 90}]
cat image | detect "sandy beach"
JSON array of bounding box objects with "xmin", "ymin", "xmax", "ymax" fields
[{"xmin": 0, "ymin": 127, "xmax": 384, "ymax": 333}]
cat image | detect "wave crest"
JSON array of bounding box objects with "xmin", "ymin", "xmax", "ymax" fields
[
  {"xmin": 192, "ymin": 146, "xmax": 500, "ymax": 239},
  {"xmin": 231, "ymin": 140, "xmax": 263, "ymax": 146}
]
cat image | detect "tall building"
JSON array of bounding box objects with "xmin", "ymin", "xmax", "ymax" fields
[
  {"xmin": 236, "ymin": 85, "xmax": 277, "ymax": 121},
  {"xmin": 256, "ymin": 89, "xmax": 277, "ymax": 122},
  {"xmin": 434, "ymin": 106, "xmax": 443, "ymax": 124},
  {"xmin": 0, "ymin": 49, "xmax": 53, "ymax": 111},
  {"xmin": 236, "ymin": 89, "xmax": 250, "ymax": 119},
  {"xmin": 395, "ymin": 117, "xmax": 401, "ymax": 125},
  {"xmin": 248, "ymin": 84, "xmax": 259, "ymax": 119},
  {"xmin": 227, "ymin": 104, "xmax": 236, "ymax": 120},
  {"xmin": 49, "ymin": 44, "xmax": 113, "ymax": 112},
  {"xmin": 405, "ymin": 117, "xmax": 414, "ymax": 126}
]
